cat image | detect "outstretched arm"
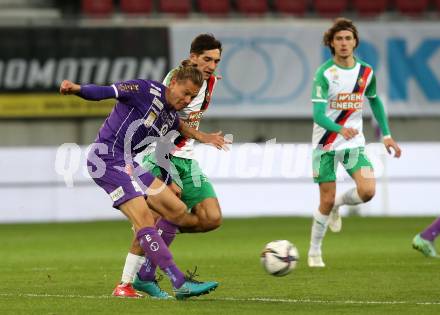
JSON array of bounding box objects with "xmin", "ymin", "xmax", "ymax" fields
[
  {"xmin": 177, "ymin": 119, "xmax": 231, "ymax": 150},
  {"xmin": 60, "ymin": 80, "xmax": 116, "ymax": 101}
]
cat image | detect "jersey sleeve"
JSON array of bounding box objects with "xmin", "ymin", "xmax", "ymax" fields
[
  {"xmin": 311, "ymin": 70, "xmax": 329, "ymax": 103},
  {"xmin": 313, "ymin": 102, "xmax": 342, "ymax": 133},
  {"xmin": 77, "ymin": 85, "xmax": 116, "ymax": 101},
  {"xmin": 112, "ymin": 79, "xmax": 146, "ymax": 102},
  {"xmin": 365, "ymin": 72, "xmax": 377, "ymax": 99},
  {"xmin": 368, "ymin": 96, "xmax": 391, "ymax": 137}
]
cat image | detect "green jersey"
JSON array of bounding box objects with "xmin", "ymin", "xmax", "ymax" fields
[{"xmin": 311, "ymin": 58, "xmax": 376, "ymax": 151}]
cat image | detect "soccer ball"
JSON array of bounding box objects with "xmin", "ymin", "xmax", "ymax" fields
[{"xmin": 260, "ymin": 240, "xmax": 299, "ymax": 276}]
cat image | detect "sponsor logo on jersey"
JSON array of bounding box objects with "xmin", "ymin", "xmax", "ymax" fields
[
  {"xmin": 150, "ymin": 106, "xmax": 160, "ymax": 116},
  {"xmin": 144, "ymin": 111, "xmax": 157, "ymax": 128},
  {"xmin": 330, "ymin": 93, "xmax": 363, "ymax": 110},
  {"xmin": 109, "ymin": 186, "xmax": 125, "ymax": 202},
  {"xmin": 185, "ymin": 110, "xmax": 204, "ymax": 129},
  {"xmin": 152, "ymin": 96, "xmax": 164, "ymax": 110},
  {"xmin": 118, "ymin": 83, "xmax": 139, "ymax": 93},
  {"xmin": 330, "ymin": 67, "xmax": 339, "ymax": 80}
]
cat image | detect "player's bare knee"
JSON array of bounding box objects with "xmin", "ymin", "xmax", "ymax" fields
[
  {"xmin": 195, "ymin": 205, "xmax": 222, "ymax": 231},
  {"xmin": 208, "ymin": 212, "xmax": 222, "ymax": 230},
  {"xmin": 359, "ymin": 187, "xmax": 375, "ymax": 202},
  {"xmin": 321, "ymin": 195, "xmax": 335, "ymax": 210},
  {"xmin": 200, "ymin": 216, "xmax": 222, "ymax": 232}
]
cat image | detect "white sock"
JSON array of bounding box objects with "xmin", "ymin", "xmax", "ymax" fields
[
  {"xmin": 120, "ymin": 253, "xmax": 145, "ymax": 284},
  {"xmin": 334, "ymin": 187, "xmax": 363, "ymax": 208},
  {"xmin": 309, "ymin": 210, "xmax": 329, "ymax": 256}
]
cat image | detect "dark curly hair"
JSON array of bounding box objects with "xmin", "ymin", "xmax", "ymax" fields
[
  {"xmin": 323, "ymin": 18, "xmax": 359, "ymax": 56},
  {"xmin": 190, "ymin": 33, "xmax": 222, "ymax": 55}
]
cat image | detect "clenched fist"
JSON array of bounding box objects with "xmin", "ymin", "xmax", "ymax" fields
[{"xmin": 60, "ymin": 80, "xmax": 81, "ymax": 95}]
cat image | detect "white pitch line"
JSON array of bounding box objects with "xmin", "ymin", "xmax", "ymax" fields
[
  {"xmin": 0, "ymin": 293, "xmax": 111, "ymax": 300},
  {"xmin": 0, "ymin": 293, "xmax": 439, "ymax": 306},
  {"xmin": 216, "ymin": 297, "xmax": 440, "ymax": 306}
]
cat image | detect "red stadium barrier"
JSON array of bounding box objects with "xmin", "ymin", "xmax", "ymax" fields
[
  {"xmin": 313, "ymin": 0, "xmax": 348, "ymax": 17},
  {"xmin": 158, "ymin": 0, "xmax": 192, "ymax": 15},
  {"xmin": 120, "ymin": 0, "xmax": 153, "ymax": 14},
  {"xmin": 81, "ymin": 0, "xmax": 114, "ymax": 16},
  {"xmin": 236, "ymin": 0, "xmax": 269, "ymax": 15},
  {"xmin": 274, "ymin": 0, "xmax": 308, "ymax": 16},
  {"xmin": 353, "ymin": 0, "xmax": 388, "ymax": 17},
  {"xmin": 197, "ymin": 0, "xmax": 231, "ymax": 15}
]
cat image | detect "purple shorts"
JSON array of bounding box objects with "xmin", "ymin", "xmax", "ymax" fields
[{"xmin": 87, "ymin": 149, "xmax": 155, "ymax": 209}]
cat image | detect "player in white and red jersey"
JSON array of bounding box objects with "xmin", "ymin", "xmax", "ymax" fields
[
  {"xmin": 307, "ymin": 18, "xmax": 402, "ymax": 267},
  {"xmin": 113, "ymin": 34, "xmax": 225, "ymax": 298}
]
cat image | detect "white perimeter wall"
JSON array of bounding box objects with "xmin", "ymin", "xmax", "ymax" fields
[{"xmin": 0, "ymin": 142, "xmax": 439, "ymax": 223}]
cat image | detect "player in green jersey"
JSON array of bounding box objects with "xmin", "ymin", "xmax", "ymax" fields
[{"xmin": 308, "ymin": 18, "xmax": 402, "ymax": 267}]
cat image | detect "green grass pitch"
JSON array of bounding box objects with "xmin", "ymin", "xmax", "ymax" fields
[{"xmin": 1, "ymin": 217, "xmax": 439, "ymax": 314}]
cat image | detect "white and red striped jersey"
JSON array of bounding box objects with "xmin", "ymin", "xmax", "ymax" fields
[
  {"xmin": 147, "ymin": 68, "xmax": 217, "ymax": 159},
  {"xmin": 311, "ymin": 58, "xmax": 377, "ymax": 151}
]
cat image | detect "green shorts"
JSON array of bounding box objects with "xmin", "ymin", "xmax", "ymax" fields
[
  {"xmin": 142, "ymin": 153, "xmax": 217, "ymax": 210},
  {"xmin": 312, "ymin": 147, "xmax": 373, "ymax": 183}
]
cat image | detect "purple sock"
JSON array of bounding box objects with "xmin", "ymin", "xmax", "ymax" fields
[
  {"xmin": 138, "ymin": 219, "xmax": 178, "ymax": 282},
  {"xmin": 420, "ymin": 217, "xmax": 440, "ymax": 242},
  {"xmin": 136, "ymin": 227, "xmax": 185, "ymax": 288}
]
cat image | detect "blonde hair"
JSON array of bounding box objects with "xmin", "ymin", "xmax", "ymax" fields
[{"xmin": 172, "ymin": 62, "xmax": 203, "ymax": 87}]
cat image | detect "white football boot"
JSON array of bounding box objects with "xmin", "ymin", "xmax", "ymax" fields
[
  {"xmin": 308, "ymin": 254, "xmax": 325, "ymax": 267},
  {"xmin": 328, "ymin": 205, "xmax": 342, "ymax": 233}
]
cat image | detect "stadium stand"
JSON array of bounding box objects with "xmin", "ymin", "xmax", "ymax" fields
[
  {"xmin": 236, "ymin": 0, "xmax": 269, "ymax": 15},
  {"xmin": 64, "ymin": 0, "xmax": 437, "ymax": 18},
  {"xmin": 120, "ymin": 0, "xmax": 153, "ymax": 14},
  {"xmin": 158, "ymin": 0, "xmax": 192, "ymax": 15},
  {"xmin": 313, "ymin": 0, "xmax": 349, "ymax": 17},
  {"xmin": 81, "ymin": 0, "xmax": 114, "ymax": 16},
  {"xmin": 273, "ymin": 0, "xmax": 308, "ymax": 16},
  {"xmin": 394, "ymin": 0, "xmax": 430, "ymax": 16},
  {"xmin": 197, "ymin": 0, "xmax": 231, "ymax": 15},
  {"xmin": 353, "ymin": 0, "xmax": 388, "ymax": 17},
  {"xmin": 435, "ymin": 0, "xmax": 440, "ymax": 12}
]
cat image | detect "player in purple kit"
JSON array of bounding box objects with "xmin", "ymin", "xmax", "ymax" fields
[
  {"xmin": 59, "ymin": 65, "xmax": 226, "ymax": 299},
  {"xmin": 412, "ymin": 217, "xmax": 440, "ymax": 258},
  {"xmin": 114, "ymin": 34, "xmax": 226, "ymax": 299}
]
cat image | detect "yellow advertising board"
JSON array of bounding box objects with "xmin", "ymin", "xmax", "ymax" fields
[{"xmin": 0, "ymin": 94, "xmax": 114, "ymax": 118}]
